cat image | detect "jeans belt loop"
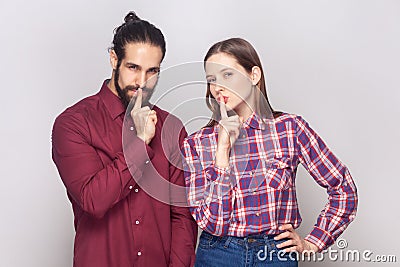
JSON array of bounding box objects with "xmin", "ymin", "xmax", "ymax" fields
[{"xmin": 224, "ymin": 236, "xmax": 232, "ymax": 248}]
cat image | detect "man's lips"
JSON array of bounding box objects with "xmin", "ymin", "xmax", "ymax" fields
[
  {"xmin": 126, "ymin": 87, "xmax": 139, "ymax": 92},
  {"xmin": 126, "ymin": 87, "xmax": 151, "ymax": 93},
  {"xmin": 126, "ymin": 88, "xmax": 148, "ymax": 96},
  {"xmin": 127, "ymin": 89, "xmax": 138, "ymax": 97}
]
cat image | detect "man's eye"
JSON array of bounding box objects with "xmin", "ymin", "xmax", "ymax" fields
[
  {"xmin": 148, "ymin": 69, "xmax": 159, "ymax": 74},
  {"xmin": 129, "ymin": 65, "xmax": 138, "ymax": 70},
  {"xmin": 207, "ymin": 78, "xmax": 216, "ymax": 83}
]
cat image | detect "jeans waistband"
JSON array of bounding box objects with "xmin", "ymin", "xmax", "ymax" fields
[{"xmin": 201, "ymin": 231, "xmax": 278, "ymax": 247}]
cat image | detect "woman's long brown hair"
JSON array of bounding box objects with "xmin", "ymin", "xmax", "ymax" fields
[{"xmin": 204, "ymin": 38, "xmax": 281, "ymax": 127}]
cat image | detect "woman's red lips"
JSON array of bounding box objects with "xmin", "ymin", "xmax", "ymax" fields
[{"xmin": 217, "ymin": 95, "xmax": 229, "ymax": 104}]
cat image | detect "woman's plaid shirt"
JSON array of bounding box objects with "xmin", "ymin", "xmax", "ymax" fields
[{"xmin": 182, "ymin": 112, "xmax": 358, "ymax": 251}]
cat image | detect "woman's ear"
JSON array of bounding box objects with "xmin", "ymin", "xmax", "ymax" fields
[
  {"xmin": 110, "ymin": 49, "xmax": 118, "ymax": 70},
  {"xmin": 251, "ymin": 66, "xmax": 262, "ymax": 85}
]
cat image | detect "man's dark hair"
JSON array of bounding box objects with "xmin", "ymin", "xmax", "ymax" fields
[{"xmin": 111, "ymin": 11, "xmax": 166, "ymax": 63}]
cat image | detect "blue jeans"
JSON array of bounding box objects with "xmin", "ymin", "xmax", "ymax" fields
[{"xmin": 195, "ymin": 231, "xmax": 298, "ymax": 267}]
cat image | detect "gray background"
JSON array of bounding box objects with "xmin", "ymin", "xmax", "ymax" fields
[{"xmin": 1, "ymin": 0, "xmax": 399, "ymax": 266}]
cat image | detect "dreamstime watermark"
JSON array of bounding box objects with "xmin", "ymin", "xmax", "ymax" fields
[{"xmin": 256, "ymin": 238, "xmax": 398, "ymax": 263}]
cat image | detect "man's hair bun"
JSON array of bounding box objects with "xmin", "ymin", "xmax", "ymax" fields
[{"xmin": 124, "ymin": 11, "xmax": 140, "ymax": 23}]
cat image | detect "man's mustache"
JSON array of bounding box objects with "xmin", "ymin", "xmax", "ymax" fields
[{"xmin": 123, "ymin": 85, "xmax": 152, "ymax": 93}]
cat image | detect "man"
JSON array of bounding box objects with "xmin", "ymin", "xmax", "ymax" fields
[{"xmin": 52, "ymin": 11, "xmax": 197, "ymax": 267}]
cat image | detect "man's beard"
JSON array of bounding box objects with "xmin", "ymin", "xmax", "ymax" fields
[{"xmin": 114, "ymin": 65, "xmax": 156, "ymax": 110}]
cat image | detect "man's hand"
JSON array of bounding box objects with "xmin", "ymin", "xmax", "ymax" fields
[
  {"xmin": 274, "ymin": 224, "xmax": 319, "ymax": 254},
  {"xmin": 130, "ymin": 89, "xmax": 157, "ymax": 145},
  {"xmin": 215, "ymin": 101, "xmax": 242, "ymax": 168}
]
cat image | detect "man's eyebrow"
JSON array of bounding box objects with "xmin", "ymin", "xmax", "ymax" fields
[
  {"xmin": 126, "ymin": 62, "xmax": 160, "ymax": 72},
  {"xmin": 125, "ymin": 62, "xmax": 141, "ymax": 69},
  {"xmin": 148, "ymin": 66, "xmax": 160, "ymax": 72}
]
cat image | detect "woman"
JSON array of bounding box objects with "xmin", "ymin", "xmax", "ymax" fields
[{"xmin": 181, "ymin": 38, "xmax": 358, "ymax": 266}]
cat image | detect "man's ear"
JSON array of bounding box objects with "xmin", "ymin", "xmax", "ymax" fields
[
  {"xmin": 110, "ymin": 49, "xmax": 118, "ymax": 70},
  {"xmin": 251, "ymin": 66, "xmax": 262, "ymax": 85}
]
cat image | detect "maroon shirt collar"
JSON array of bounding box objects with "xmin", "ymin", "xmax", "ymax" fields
[{"xmin": 98, "ymin": 80, "xmax": 126, "ymax": 120}]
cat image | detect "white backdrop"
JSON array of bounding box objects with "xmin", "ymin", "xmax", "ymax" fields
[{"xmin": 0, "ymin": 0, "xmax": 399, "ymax": 266}]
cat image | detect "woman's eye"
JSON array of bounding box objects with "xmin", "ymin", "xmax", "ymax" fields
[
  {"xmin": 207, "ymin": 78, "xmax": 216, "ymax": 83},
  {"xmin": 223, "ymin": 72, "xmax": 233, "ymax": 78}
]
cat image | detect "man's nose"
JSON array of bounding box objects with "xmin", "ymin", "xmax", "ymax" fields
[{"xmin": 136, "ymin": 71, "xmax": 147, "ymax": 88}]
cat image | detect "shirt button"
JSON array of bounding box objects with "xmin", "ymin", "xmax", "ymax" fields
[
  {"xmin": 137, "ymin": 251, "xmax": 142, "ymax": 256},
  {"xmin": 256, "ymin": 213, "xmax": 260, "ymax": 216},
  {"xmin": 134, "ymin": 188, "xmax": 139, "ymax": 193},
  {"xmin": 242, "ymin": 134, "xmax": 246, "ymax": 138},
  {"xmin": 130, "ymin": 126, "xmax": 134, "ymax": 131},
  {"xmin": 145, "ymin": 160, "xmax": 150, "ymax": 164},
  {"xmin": 135, "ymin": 220, "xmax": 140, "ymax": 225},
  {"xmin": 129, "ymin": 185, "xmax": 133, "ymax": 190}
]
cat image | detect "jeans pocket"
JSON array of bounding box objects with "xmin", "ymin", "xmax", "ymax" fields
[
  {"xmin": 198, "ymin": 231, "xmax": 222, "ymax": 249},
  {"xmin": 270, "ymin": 238, "xmax": 298, "ymax": 262}
]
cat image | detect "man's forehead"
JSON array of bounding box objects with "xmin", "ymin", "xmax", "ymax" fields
[
  {"xmin": 124, "ymin": 60, "xmax": 160, "ymax": 70},
  {"xmin": 123, "ymin": 42, "xmax": 162, "ymax": 68}
]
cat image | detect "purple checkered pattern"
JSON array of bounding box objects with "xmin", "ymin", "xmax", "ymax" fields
[{"xmin": 182, "ymin": 112, "xmax": 357, "ymax": 251}]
